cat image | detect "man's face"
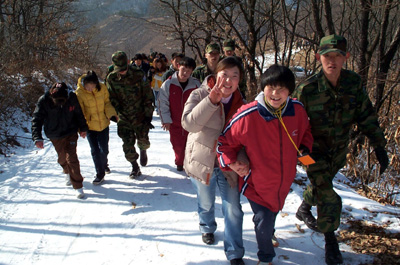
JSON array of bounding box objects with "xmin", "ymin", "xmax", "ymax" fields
[
  {"xmin": 172, "ymin": 57, "xmax": 182, "ymax": 70},
  {"xmin": 135, "ymin": 59, "xmax": 142, "ymax": 66},
  {"xmin": 177, "ymin": 65, "xmax": 193, "ymax": 82},
  {"xmin": 205, "ymin": 51, "xmax": 220, "ymax": 66},
  {"xmin": 224, "ymin": 49, "xmax": 235, "ymax": 57},
  {"xmin": 317, "ymin": 51, "xmax": 349, "ymax": 79}
]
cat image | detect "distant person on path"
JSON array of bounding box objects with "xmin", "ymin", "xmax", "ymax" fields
[
  {"xmin": 192, "ymin": 43, "xmax": 221, "ymax": 83},
  {"xmin": 182, "ymin": 57, "xmax": 247, "ymax": 265},
  {"xmin": 32, "ymin": 82, "xmax": 88, "ymax": 199},
  {"xmin": 162, "ymin": 52, "xmax": 185, "ymax": 82},
  {"xmin": 106, "ymin": 51, "xmax": 154, "ymax": 179},
  {"xmin": 150, "ymin": 57, "xmax": 167, "ymax": 114},
  {"xmin": 292, "ymin": 34, "xmax": 389, "ymax": 265},
  {"xmin": 217, "ymin": 65, "xmax": 314, "ymax": 265},
  {"xmin": 158, "ymin": 57, "xmax": 200, "ymax": 172},
  {"xmin": 222, "ymin": 39, "xmax": 247, "ymax": 99},
  {"xmin": 223, "ymin": 39, "xmax": 236, "ymax": 57},
  {"xmin": 76, "ymin": 70, "xmax": 117, "ymax": 185}
]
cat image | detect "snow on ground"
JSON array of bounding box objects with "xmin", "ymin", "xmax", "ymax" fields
[{"xmin": 0, "ymin": 113, "xmax": 399, "ymax": 265}]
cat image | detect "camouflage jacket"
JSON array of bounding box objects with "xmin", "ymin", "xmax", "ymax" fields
[
  {"xmin": 292, "ymin": 69, "xmax": 386, "ymax": 154},
  {"xmin": 106, "ymin": 66, "xmax": 154, "ymax": 125},
  {"xmin": 192, "ymin": 64, "xmax": 213, "ymax": 83}
]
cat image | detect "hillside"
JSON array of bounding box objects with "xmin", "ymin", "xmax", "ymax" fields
[{"xmin": 77, "ymin": 0, "xmax": 182, "ymax": 67}]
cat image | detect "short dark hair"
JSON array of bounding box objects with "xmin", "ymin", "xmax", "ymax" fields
[
  {"xmin": 171, "ymin": 52, "xmax": 185, "ymax": 60},
  {"xmin": 83, "ymin": 70, "xmax": 101, "ymax": 91},
  {"xmin": 178, "ymin": 57, "xmax": 196, "ymax": 70},
  {"xmin": 133, "ymin": 53, "xmax": 143, "ymax": 60},
  {"xmin": 260, "ymin": 64, "xmax": 295, "ymax": 94},
  {"xmin": 215, "ymin": 56, "xmax": 244, "ymax": 81}
]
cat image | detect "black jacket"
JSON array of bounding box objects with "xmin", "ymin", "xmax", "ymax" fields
[{"xmin": 31, "ymin": 90, "xmax": 88, "ymax": 141}]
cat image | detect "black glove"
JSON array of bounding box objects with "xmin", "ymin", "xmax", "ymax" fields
[
  {"xmin": 110, "ymin": 116, "xmax": 118, "ymax": 123},
  {"xmin": 143, "ymin": 117, "xmax": 154, "ymax": 129},
  {"xmin": 374, "ymin": 146, "xmax": 389, "ymax": 174},
  {"xmin": 298, "ymin": 144, "xmax": 310, "ymax": 157}
]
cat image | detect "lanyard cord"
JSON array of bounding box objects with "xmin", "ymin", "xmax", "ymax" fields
[{"xmin": 274, "ymin": 106, "xmax": 302, "ymax": 156}]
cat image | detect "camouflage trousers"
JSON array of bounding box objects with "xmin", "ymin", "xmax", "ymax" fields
[
  {"xmin": 117, "ymin": 120, "xmax": 150, "ymax": 163},
  {"xmin": 303, "ymin": 150, "xmax": 347, "ymax": 233}
]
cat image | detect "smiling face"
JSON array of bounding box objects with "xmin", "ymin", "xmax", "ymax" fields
[
  {"xmin": 216, "ymin": 66, "xmax": 241, "ymax": 98},
  {"xmin": 263, "ymin": 85, "xmax": 290, "ymax": 109}
]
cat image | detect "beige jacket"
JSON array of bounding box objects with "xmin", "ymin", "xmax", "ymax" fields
[{"xmin": 181, "ymin": 76, "xmax": 246, "ymax": 187}]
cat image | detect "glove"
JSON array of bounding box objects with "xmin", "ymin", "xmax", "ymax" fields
[
  {"xmin": 374, "ymin": 146, "xmax": 389, "ymax": 174},
  {"xmin": 110, "ymin": 116, "xmax": 118, "ymax": 123},
  {"xmin": 298, "ymin": 144, "xmax": 310, "ymax": 156},
  {"xmin": 143, "ymin": 117, "xmax": 154, "ymax": 129}
]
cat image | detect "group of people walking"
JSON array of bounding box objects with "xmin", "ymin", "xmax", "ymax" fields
[{"xmin": 31, "ymin": 35, "xmax": 389, "ymax": 265}]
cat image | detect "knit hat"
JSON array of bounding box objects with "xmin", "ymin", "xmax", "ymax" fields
[
  {"xmin": 50, "ymin": 82, "xmax": 68, "ymax": 105},
  {"xmin": 112, "ymin": 51, "xmax": 128, "ymax": 72},
  {"xmin": 50, "ymin": 82, "xmax": 68, "ymax": 99},
  {"xmin": 318, "ymin": 34, "xmax": 347, "ymax": 56}
]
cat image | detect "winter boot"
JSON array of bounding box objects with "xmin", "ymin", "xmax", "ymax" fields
[
  {"xmin": 296, "ymin": 200, "xmax": 320, "ymax": 232},
  {"xmin": 324, "ymin": 232, "xmax": 343, "ymax": 265},
  {"xmin": 92, "ymin": 175, "xmax": 105, "ymax": 185},
  {"xmin": 139, "ymin": 149, "xmax": 148, "ymax": 166},
  {"xmin": 129, "ymin": 161, "xmax": 142, "ymax": 179},
  {"xmin": 201, "ymin": 233, "xmax": 214, "ymax": 245},
  {"xmin": 75, "ymin": 188, "xmax": 85, "ymax": 199},
  {"xmin": 230, "ymin": 258, "xmax": 245, "ymax": 265},
  {"xmin": 65, "ymin": 174, "xmax": 72, "ymax": 186},
  {"xmin": 105, "ymin": 166, "xmax": 111, "ymax": 174}
]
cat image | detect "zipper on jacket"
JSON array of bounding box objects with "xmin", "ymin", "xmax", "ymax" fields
[{"xmin": 93, "ymin": 91, "xmax": 102, "ymax": 130}]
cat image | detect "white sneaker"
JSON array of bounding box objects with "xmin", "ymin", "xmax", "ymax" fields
[
  {"xmin": 75, "ymin": 188, "xmax": 85, "ymax": 199},
  {"xmin": 65, "ymin": 174, "xmax": 72, "ymax": 186}
]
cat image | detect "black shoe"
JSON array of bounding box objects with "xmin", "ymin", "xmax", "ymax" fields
[
  {"xmin": 140, "ymin": 149, "xmax": 148, "ymax": 166},
  {"xmin": 324, "ymin": 232, "xmax": 343, "ymax": 265},
  {"xmin": 230, "ymin": 258, "xmax": 245, "ymax": 265},
  {"xmin": 129, "ymin": 162, "xmax": 142, "ymax": 179},
  {"xmin": 92, "ymin": 176, "xmax": 104, "ymax": 185},
  {"xmin": 177, "ymin": 165, "xmax": 184, "ymax": 171},
  {"xmin": 296, "ymin": 200, "xmax": 320, "ymax": 232},
  {"xmin": 201, "ymin": 233, "xmax": 214, "ymax": 245},
  {"xmin": 105, "ymin": 166, "xmax": 111, "ymax": 174}
]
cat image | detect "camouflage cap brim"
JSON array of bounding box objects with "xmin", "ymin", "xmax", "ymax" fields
[{"xmin": 318, "ymin": 47, "xmax": 346, "ymax": 56}]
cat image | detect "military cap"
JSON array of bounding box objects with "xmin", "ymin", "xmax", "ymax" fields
[
  {"xmin": 111, "ymin": 51, "xmax": 128, "ymax": 72},
  {"xmin": 223, "ymin": 39, "xmax": 235, "ymax": 51},
  {"xmin": 318, "ymin": 34, "xmax": 347, "ymax": 56},
  {"xmin": 205, "ymin": 43, "xmax": 220, "ymax": 54}
]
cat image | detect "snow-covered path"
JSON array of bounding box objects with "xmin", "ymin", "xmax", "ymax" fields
[{"xmin": 0, "ymin": 114, "xmax": 397, "ymax": 265}]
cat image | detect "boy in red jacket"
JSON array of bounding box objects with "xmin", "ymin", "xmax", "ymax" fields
[{"xmin": 217, "ymin": 65, "xmax": 313, "ymax": 265}]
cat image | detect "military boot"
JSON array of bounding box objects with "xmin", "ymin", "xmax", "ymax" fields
[
  {"xmin": 324, "ymin": 231, "xmax": 343, "ymax": 265},
  {"xmin": 140, "ymin": 149, "xmax": 148, "ymax": 166},
  {"xmin": 129, "ymin": 161, "xmax": 142, "ymax": 179},
  {"xmin": 296, "ymin": 200, "xmax": 320, "ymax": 232}
]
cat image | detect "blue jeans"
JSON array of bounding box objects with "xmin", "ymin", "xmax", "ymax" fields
[
  {"xmin": 191, "ymin": 168, "xmax": 244, "ymax": 260},
  {"xmin": 248, "ymin": 199, "xmax": 278, "ymax": 263},
  {"xmin": 87, "ymin": 127, "xmax": 109, "ymax": 178}
]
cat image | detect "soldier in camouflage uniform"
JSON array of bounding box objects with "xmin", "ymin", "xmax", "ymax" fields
[
  {"xmin": 106, "ymin": 51, "xmax": 154, "ymax": 178},
  {"xmin": 292, "ymin": 35, "xmax": 389, "ymax": 265},
  {"xmin": 192, "ymin": 43, "xmax": 221, "ymax": 83}
]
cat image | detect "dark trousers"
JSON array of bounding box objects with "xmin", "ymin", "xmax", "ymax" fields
[
  {"xmin": 87, "ymin": 127, "xmax": 110, "ymax": 178},
  {"xmin": 248, "ymin": 199, "xmax": 278, "ymax": 263},
  {"xmin": 51, "ymin": 133, "xmax": 83, "ymax": 189}
]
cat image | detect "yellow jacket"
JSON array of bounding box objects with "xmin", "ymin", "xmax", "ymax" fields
[{"xmin": 76, "ymin": 74, "xmax": 117, "ymax": 132}]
